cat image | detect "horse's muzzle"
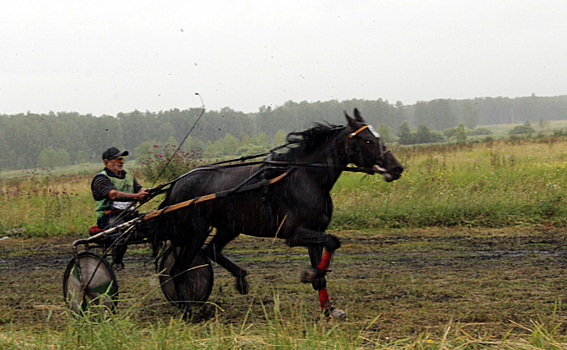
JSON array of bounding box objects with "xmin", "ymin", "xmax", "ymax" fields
[
  {"xmin": 375, "ymin": 165, "xmax": 403, "ymax": 182},
  {"xmin": 372, "ymin": 164, "xmax": 388, "ymax": 174}
]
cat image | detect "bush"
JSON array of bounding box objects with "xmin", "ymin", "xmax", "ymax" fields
[
  {"xmin": 509, "ymin": 121, "xmax": 535, "ymax": 135},
  {"xmin": 37, "ymin": 148, "xmax": 70, "ymax": 169},
  {"xmin": 140, "ymin": 144, "xmax": 204, "ymax": 182},
  {"xmin": 415, "ymin": 125, "xmax": 446, "ymax": 144},
  {"xmin": 467, "ymin": 127, "xmax": 493, "ymax": 136},
  {"xmin": 397, "ymin": 120, "xmax": 415, "ymax": 145},
  {"xmin": 443, "ymin": 127, "xmax": 458, "ymax": 138},
  {"xmin": 455, "ymin": 124, "xmax": 467, "ymax": 143}
]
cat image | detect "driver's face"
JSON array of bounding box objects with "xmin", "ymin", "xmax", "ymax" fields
[{"xmin": 104, "ymin": 157, "xmax": 124, "ymax": 174}]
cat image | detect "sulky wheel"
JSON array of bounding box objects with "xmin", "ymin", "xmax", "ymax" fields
[
  {"xmin": 158, "ymin": 245, "xmax": 214, "ymax": 307},
  {"xmin": 63, "ymin": 251, "xmax": 119, "ymax": 315}
]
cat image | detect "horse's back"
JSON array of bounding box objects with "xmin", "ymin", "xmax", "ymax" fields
[{"xmin": 167, "ymin": 165, "xmax": 261, "ymax": 203}]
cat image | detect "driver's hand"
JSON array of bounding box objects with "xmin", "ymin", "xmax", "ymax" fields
[
  {"xmin": 147, "ymin": 183, "xmax": 165, "ymax": 194},
  {"xmin": 134, "ymin": 189, "xmax": 149, "ymax": 201}
]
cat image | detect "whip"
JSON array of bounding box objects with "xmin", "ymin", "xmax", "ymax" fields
[{"xmin": 150, "ymin": 93, "xmax": 206, "ymax": 188}]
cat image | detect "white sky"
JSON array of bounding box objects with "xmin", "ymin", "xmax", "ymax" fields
[{"xmin": 1, "ymin": 0, "xmax": 566, "ymax": 116}]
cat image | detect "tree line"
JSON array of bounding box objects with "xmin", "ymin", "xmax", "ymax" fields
[{"xmin": 1, "ymin": 95, "xmax": 567, "ymax": 171}]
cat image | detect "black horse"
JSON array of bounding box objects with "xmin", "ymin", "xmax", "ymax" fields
[{"xmin": 159, "ymin": 109, "xmax": 404, "ymax": 317}]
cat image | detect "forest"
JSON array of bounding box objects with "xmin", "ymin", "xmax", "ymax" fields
[{"xmin": 1, "ymin": 94, "xmax": 567, "ymax": 171}]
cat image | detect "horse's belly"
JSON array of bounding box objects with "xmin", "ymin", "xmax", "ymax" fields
[{"xmin": 210, "ymin": 196, "xmax": 281, "ymax": 237}]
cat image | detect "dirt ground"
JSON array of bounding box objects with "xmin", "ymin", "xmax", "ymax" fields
[{"xmin": 1, "ymin": 226, "xmax": 567, "ymax": 339}]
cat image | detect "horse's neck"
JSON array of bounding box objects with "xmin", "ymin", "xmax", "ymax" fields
[{"xmin": 300, "ymin": 133, "xmax": 349, "ymax": 192}]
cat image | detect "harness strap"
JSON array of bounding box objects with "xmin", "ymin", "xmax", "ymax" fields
[
  {"xmin": 142, "ymin": 170, "xmax": 292, "ymax": 221},
  {"xmin": 348, "ymin": 125, "xmax": 369, "ymax": 138}
]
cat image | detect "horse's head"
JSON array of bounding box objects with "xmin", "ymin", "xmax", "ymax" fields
[{"xmin": 345, "ymin": 109, "xmax": 404, "ymax": 182}]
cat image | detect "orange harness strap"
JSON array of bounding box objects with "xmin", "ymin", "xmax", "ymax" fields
[
  {"xmin": 348, "ymin": 125, "xmax": 369, "ymax": 138},
  {"xmin": 143, "ymin": 170, "xmax": 291, "ymax": 221}
]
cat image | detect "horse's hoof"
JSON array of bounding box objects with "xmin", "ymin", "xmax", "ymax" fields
[
  {"xmin": 186, "ymin": 312, "xmax": 201, "ymax": 323},
  {"xmin": 301, "ymin": 267, "xmax": 317, "ymax": 283},
  {"xmin": 236, "ymin": 276, "xmax": 249, "ymax": 295},
  {"xmin": 324, "ymin": 307, "xmax": 346, "ymax": 319},
  {"xmin": 182, "ymin": 308, "xmax": 202, "ymax": 322},
  {"xmin": 111, "ymin": 261, "xmax": 125, "ymax": 271},
  {"xmin": 331, "ymin": 308, "xmax": 346, "ymax": 318}
]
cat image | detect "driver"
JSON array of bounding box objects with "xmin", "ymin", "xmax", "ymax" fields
[{"xmin": 91, "ymin": 147, "xmax": 149, "ymax": 268}]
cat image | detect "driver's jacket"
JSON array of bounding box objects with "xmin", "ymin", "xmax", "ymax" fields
[{"xmin": 94, "ymin": 169, "xmax": 135, "ymax": 220}]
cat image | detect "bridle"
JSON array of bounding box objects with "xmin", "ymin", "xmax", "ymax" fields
[
  {"xmin": 348, "ymin": 125, "xmax": 370, "ymax": 138},
  {"xmin": 346, "ymin": 124, "xmax": 389, "ymax": 165}
]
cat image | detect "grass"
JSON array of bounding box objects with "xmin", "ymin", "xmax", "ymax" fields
[
  {"xmin": 477, "ymin": 119, "xmax": 567, "ymax": 136},
  {"xmin": 0, "ymin": 171, "xmax": 95, "ymax": 237},
  {"xmin": 1, "ymin": 294, "xmax": 566, "ymax": 349},
  {"xmin": 4, "ymin": 135, "xmax": 567, "ymax": 237},
  {"xmin": 0, "ymin": 161, "xmax": 164, "ymax": 237},
  {"xmin": 3, "ymin": 226, "xmax": 567, "ymax": 349},
  {"xmin": 331, "ymin": 135, "xmax": 567, "ymax": 229}
]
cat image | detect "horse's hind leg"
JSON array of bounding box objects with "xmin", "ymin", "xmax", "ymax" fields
[
  {"xmin": 201, "ymin": 227, "xmax": 249, "ymax": 294},
  {"xmin": 170, "ymin": 217, "xmax": 210, "ymax": 319}
]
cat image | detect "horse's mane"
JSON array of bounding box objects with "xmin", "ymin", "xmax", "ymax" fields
[{"xmin": 271, "ymin": 123, "xmax": 346, "ymax": 161}]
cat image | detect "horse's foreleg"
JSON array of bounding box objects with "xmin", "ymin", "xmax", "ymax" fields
[
  {"xmin": 293, "ymin": 230, "xmax": 340, "ymax": 283},
  {"xmin": 288, "ymin": 229, "xmax": 345, "ymax": 318},
  {"xmin": 304, "ymin": 244, "xmax": 345, "ymax": 318},
  {"xmin": 307, "ymin": 244, "xmax": 329, "ymax": 309}
]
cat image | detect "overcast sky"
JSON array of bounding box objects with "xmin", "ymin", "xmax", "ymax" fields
[{"xmin": 1, "ymin": 0, "xmax": 566, "ymax": 116}]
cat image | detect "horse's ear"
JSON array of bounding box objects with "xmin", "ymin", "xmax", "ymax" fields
[
  {"xmin": 345, "ymin": 111, "xmax": 356, "ymax": 126},
  {"xmin": 354, "ymin": 108, "xmax": 365, "ymax": 122}
]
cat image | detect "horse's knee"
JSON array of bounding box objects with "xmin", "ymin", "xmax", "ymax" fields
[
  {"xmin": 286, "ymin": 232, "xmax": 341, "ymax": 251},
  {"xmin": 323, "ymin": 234, "xmax": 341, "ymax": 253},
  {"xmin": 311, "ymin": 277, "xmax": 327, "ymax": 291},
  {"xmin": 301, "ymin": 268, "xmax": 327, "ymax": 285}
]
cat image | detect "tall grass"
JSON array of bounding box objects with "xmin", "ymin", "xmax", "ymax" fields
[
  {"xmin": 1, "ymin": 295, "xmax": 565, "ymax": 349},
  {"xmin": 0, "ymin": 294, "xmax": 368, "ymax": 349},
  {"xmin": 0, "ymin": 171, "xmax": 95, "ymax": 237},
  {"xmin": 332, "ymin": 136, "xmax": 567, "ymax": 229}
]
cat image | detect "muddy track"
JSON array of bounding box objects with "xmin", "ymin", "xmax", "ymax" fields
[{"xmin": 2, "ymin": 227, "xmax": 567, "ymax": 337}]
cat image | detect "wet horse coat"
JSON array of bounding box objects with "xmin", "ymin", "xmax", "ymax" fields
[{"xmin": 159, "ymin": 109, "xmax": 404, "ymax": 317}]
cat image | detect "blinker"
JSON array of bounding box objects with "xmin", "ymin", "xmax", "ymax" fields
[{"xmin": 367, "ymin": 125, "xmax": 380, "ymax": 138}]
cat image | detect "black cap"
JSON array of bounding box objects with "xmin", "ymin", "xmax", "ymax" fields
[{"xmin": 102, "ymin": 147, "xmax": 129, "ymax": 160}]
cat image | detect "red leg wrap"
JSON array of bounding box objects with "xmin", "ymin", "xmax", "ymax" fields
[
  {"xmin": 317, "ymin": 251, "xmax": 332, "ymax": 271},
  {"xmin": 319, "ymin": 289, "xmax": 331, "ymax": 310}
]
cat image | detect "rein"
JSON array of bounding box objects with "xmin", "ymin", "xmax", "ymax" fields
[
  {"xmin": 143, "ymin": 169, "xmax": 294, "ymax": 221},
  {"xmin": 262, "ymin": 160, "xmax": 374, "ymax": 173},
  {"xmin": 152, "ymin": 128, "xmax": 374, "ymax": 191},
  {"xmin": 137, "ymin": 123, "xmax": 386, "ymax": 210}
]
